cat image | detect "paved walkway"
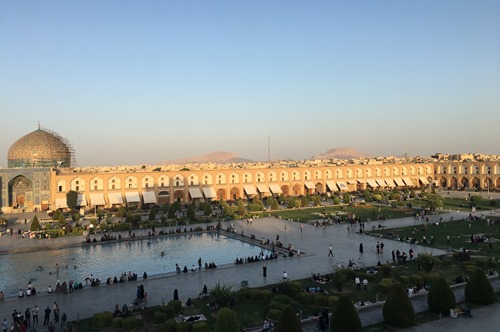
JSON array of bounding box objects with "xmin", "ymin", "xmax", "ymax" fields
[{"xmin": 0, "ymin": 210, "xmax": 496, "ymax": 331}]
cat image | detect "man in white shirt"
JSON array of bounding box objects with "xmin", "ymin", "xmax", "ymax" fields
[{"xmin": 282, "ymin": 271, "xmax": 288, "ymax": 281}]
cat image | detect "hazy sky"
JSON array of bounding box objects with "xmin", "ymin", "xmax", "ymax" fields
[{"xmin": 1, "ymin": 1, "xmax": 499, "ymax": 167}]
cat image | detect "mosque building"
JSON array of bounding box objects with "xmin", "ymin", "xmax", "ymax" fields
[{"xmin": 0, "ymin": 127, "xmax": 499, "ymax": 213}]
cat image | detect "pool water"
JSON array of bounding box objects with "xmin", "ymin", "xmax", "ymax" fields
[{"xmin": 0, "ymin": 232, "xmax": 270, "ymax": 297}]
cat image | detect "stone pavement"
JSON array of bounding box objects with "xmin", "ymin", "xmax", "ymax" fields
[{"xmin": 0, "ymin": 210, "xmax": 496, "ymax": 331}]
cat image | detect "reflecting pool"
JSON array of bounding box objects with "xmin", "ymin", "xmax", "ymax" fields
[{"xmin": 0, "ymin": 232, "xmax": 270, "ymax": 297}]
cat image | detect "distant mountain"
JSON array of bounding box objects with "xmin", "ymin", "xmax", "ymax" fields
[
  {"xmin": 165, "ymin": 151, "xmax": 253, "ymax": 164},
  {"xmin": 311, "ymin": 147, "xmax": 370, "ymax": 160}
]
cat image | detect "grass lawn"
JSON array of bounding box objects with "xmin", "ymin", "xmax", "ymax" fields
[
  {"xmin": 369, "ymin": 217, "xmax": 500, "ymax": 258},
  {"xmin": 257, "ymin": 204, "xmax": 413, "ymax": 223}
]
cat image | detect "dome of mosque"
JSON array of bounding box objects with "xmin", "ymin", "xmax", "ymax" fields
[{"xmin": 7, "ymin": 128, "xmax": 72, "ymax": 168}]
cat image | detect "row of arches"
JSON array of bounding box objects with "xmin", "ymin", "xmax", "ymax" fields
[
  {"xmin": 435, "ymin": 164, "xmax": 500, "ymax": 176},
  {"xmin": 57, "ymin": 165, "xmax": 435, "ymax": 193},
  {"xmin": 436, "ymin": 176, "xmax": 500, "ymax": 190}
]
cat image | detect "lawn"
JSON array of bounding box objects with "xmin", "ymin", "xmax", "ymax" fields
[
  {"xmin": 256, "ymin": 204, "xmax": 413, "ymax": 223},
  {"xmin": 369, "ymin": 217, "xmax": 500, "ymax": 258}
]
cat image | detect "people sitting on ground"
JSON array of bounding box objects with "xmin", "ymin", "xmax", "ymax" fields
[
  {"xmin": 113, "ymin": 304, "xmax": 121, "ymax": 318},
  {"xmin": 191, "ymin": 265, "xmax": 196, "ymax": 271},
  {"xmin": 47, "ymin": 285, "xmax": 53, "ymax": 293},
  {"xmin": 143, "ymin": 272, "xmax": 148, "ymax": 279},
  {"xmin": 282, "ymin": 271, "xmax": 289, "ymax": 281},
  {"xmin": 202, "ymin": 285, "xmax": 208, "ymax": 294},
  {"xmin": 348, "ymin": 260, "xmax": 354, "ymax": 269},
  {"xmin": 186, "ymin": 297, "xmax": 192, "ymax": 307},
  {"xmin": 121, "ymin": 304, "xmax": 129, "ymax": 316},
  {"xmin": 183, "ymin": 266, "xmax": 188, "ymax": 273},
  {"xmin": 18, "ymin": 289, "xmax": 24, "ymax": 297}
]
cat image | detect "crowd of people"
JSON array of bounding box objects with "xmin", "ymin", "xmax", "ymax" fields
[{"xmin": 5, "ymin": 302, "xmax": 67, "ymax": 332}]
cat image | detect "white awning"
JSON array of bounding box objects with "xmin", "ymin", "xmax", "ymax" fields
[
  {"xmin": 202, "ymin": 187, "xmax": 217, "ymax": 198},
  {"xmin": 357, "ymin": 179, "xmax": 366, "ymax": 184},
  {"xmin": 269, "ymin": 184, "xmax": 282, "ymax": 194},
  {"xmin": 89, "ymin": 193, "xmax": 106, "ymax": 206},
  {"xmin": 126, "ymin": 192, "xmax": 141, "ymax": 203},
  {"xmin": 55, "ymin": 198, "xmax": 67, "ymax": 209},
  {"xmin": 256, "ymin": 184, "xmax": 270, "ymax": 193},
  {"xmin": 142, "ymin": 191, "xmax": 157, "ymax": 204},
  {"xmin": 394, "ymin": 178, "xmax": 405, "ymax": 186},
  {"xmin": 347, "ymin": 179, "xmax": 357, "ymax": 184},
  {"xmin": 367, "ymin": 179, "xmax": 378, "ymax": 187},
  {"xmin": 108, "ymin": 192, "xmax": 123, "ymax": 205},
  {"xmin": 376, "ymin": 179, "xmax": 387, "ymax": 187},
  {"xmin": 76, "ymin": 194, "xmax": 87, "ymax": 207},
  {"xmin": 419, "ymin": 177, "xmax": 429, "ymax": 185},
  {"xmin": 326, "ymin": 181, "xmax": 337, "ymax": 191},
  {"xmin": 188, "ymin": 188, "xmax": 203, "ymax": 199},
  {"xmin": 304, "ymin": 182, "xmax": 315, "ymax": 189},
  {"xmin": 337, "ymin": 181, "xmax": 348, "ymax": 191},
  {"xmin": 243, "ymin": 185, "xmax": 258, "ymax": 196},
  {"xmin": 403, "ymin": 177, "xmax": 414, "ymax": 186},
  {"xmin": 385, "ymin": 179, "xmax": 396, "ymax": 187}
]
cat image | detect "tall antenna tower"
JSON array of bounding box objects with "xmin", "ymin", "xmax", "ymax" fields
[{"xmin": 268, "ymin": 134, "xmax": 271, "ymax": 163}]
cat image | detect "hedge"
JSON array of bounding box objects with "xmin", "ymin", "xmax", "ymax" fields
[{"xmin": 93, "ymin": 311, "xmax": 113, "ymax": 328}]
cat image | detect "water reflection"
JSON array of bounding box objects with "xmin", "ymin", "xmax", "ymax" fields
[{"xmin": 0, "ymin": 232, "xmax": 270, "ymax": 297}]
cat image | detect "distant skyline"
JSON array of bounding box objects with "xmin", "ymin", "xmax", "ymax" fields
[{"xmin": 1, "ymin": 1, "xmax": 499, "ymax": 167}]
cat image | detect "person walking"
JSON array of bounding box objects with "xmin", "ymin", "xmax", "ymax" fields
[
  {"xmin": 32, "ymin": 305, "xmax": 39, "ymax": 325},
  {"xmin": 262, "ymin": 265, "xmax": 267, "ymax": 277},
  {"xmin": 359, "ymin": 243, "xmax": 363, "ymax": 254},
  {"xmin": 355, "ymin": 276, "xmax": 361, "ymax": 291},
  {"xmin": 363, "ymin": 277, "xmax": 368, "ymax": 292},
  {"xmin": 53, "ymin": 302, "xmax": 59, "ymax": 323},
  {"xmin": 2, "ymin": 318, "xmax": 8, "ymax": 332},
  {"xmin": 328, "ymin": 244, "xmax": 333, "ymax": 257}
]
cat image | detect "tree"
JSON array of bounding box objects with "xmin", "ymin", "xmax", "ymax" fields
[
  {"xmin": 418, "ymin": 253, "xmax": 436, "ymax": 273},
  {"xmin": 52, "ymin": 209, "xmax": 61, "ymax": 221},
  {"xmin": 148, "ymin": 208, "xmax": 156, "ymax": 221},
  {"xmin": 66, "ymin": 190, "xmax": 78, "ymax": 210},
  {"xmin": 204, "ymin": 203, "xmax": 212, "ymax": 216},
  {"xmin": 278, "ymin": 193, "xmax": 286, "ymax": 204},
  {"xmin": 343, "ymin": 193, "xmax": 350, "ymax": 203},
  {"xmin": 464, "ymin": 268, "xmax": 496, "ymax": 305},
  {"xmin": 421, "ymin": 193, "xmax": 444, "ymax": 211},
  {"xmin": 58, "ymin": 214, "xmax": 66, "ymax": 228},
  {"xmin": 271, "ymin": 197, "xmax": 280, "ymax": 210},
  {"xmin": 168, "ymin": 205, "xmax": 176, "ymax": 219},
  {"xmin": 30, "ymin": 215, "xmax": 40, "ymax": 231},
  {"xmin": 331, "ymin": 294, "xmax": 362, "ymax": 332},
  {"xmin": 214, "ymin": 308, "xmax": 240, "ymax": 332},
  {"xmin": 301, "ymin": 197, "xmax": 308, "ymax": 208},
  {"xmin": 274, "ymin": 305, "xmax": 302, "ymax": 332},
  {"xmin": 427, "ymin": 276, "xmax": 456, "ymax": 315},
  {"xmin": 220, "ymin": 200, "xmax": 230, "ymax": 215},
  {"xmin": 237, "ymin": 199, "xmax": 246, "ymax": 216},
  {"xmin": 382, "ymin": 282, "xmax": 415, "ymax": 327},
  {"xmin": 313, "ymin": 196, "xmax": 321, "ymax": 206},
  {"xmin": 209, "ymin": 282, "xmax": 233, "ymax": 308},
  {"xmin": 186, "ymin": 204, "xmax": 196, "ymax": 220}
]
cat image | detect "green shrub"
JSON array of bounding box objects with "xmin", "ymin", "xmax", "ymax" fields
[
  {"xmin": 490, "ymin": 200, "xmax": 497, "ymax": 206},
  {"xmin": 332, "ymin": 271, "xmax": 347, "ymax": 292},
  {"xmin": 93, "ymin": 311, "xmax": 113, "ymax": 328},
  {"xmin": 272, "ymin": 294, "xmax": 291, "ymax": 305},
  {"xmin": 168, "ymin": 300, "xmax": 182, "ymax": 314},
  {"xmin": 277, "ymin": 281, "xmax": 301, "ymax": 297},
  {"xmin": 267, "ymin": 308, "xmax": 282, "ymax": 321},
  {"xmin": 313, "ymin": 294, "xmax": 328, "ymax": 306},
  {"xmin": 399, "ymin": 275, "xmax": 410, "ymax": 287},
  {"xmin": 423, "ymin": 273, "xmax": 443, "ymax": 286},
  {"xmin": 475, "ymin": 258, "xmax": 490, "ymax": 269},
  {"xmin": 379, "ymin": 264, "xmax": 392, "ymax": 278},
  {"xmin": 160, "ymin": 319, "xmax": 177, "ymax": 332},
  {"xmin": 378, "ymin": 278, "xmax": 397, "ymax": 295},
  {"xmin": 331, "ymin": 294, "xmax": 362, "ymax": 332},
  {"xmin": 260, "ymin": 289, "xmax": 273, "ymax": 301},
  {"xmin": 153, "ymin": 312, "xmax": 168, "ymax": 324},
  {"xmin": 328, "ymin": 295, "xmax": 339, "ymax": 307},
  {"xmin": 453, "ymin": 251, "xmax": 471, "ymax": 261},
  {"xmin": 248, "ymin": 289, "xmax": 261, "ymax": 300},
  {"xmin": 159, "ymin": 304, "xmax": 176, "ymax": 318},
  {"xmin": 333, "ymin": 198, "xmax": 341, "ymax": 204},
  {"xmin": 176, "ymin": 321, "xmax": 191, "ymax": 332},
  {"xmin": 111, "ymin": 317, "xmax": 123, "ymax": 328},
  {"xmin": 235, "ymin": 289, "xmax": 248, "ymax": 301},
  {"xmin": 465, "ymin": 268, "xmax": 496, "ymax": 305},
  {"xmin": 383, "ymin": 282, "xmax": 415, "ymax": 327},
  {"xmin": 274, "ymin": 305, "xmax": 302, "ymax": 332},
  {"xmin": 209, "ymin": 282, "xmax": 233, "ymax": 308},
  {"xmin": 470, "ymin": 195, "xmax": 483, "ymax": 202},
  {"xmin": 192, "ymin": 322, "xmax": 208, "ymax": 332},
  {"xmin": 121, "ymin": 316, "xmax": 139, "ymax": 330},
  {"xmin": 409, "ymin": 274, "xmax": 424, "ymax": 285},
  {"xmin": 214, "ymin": 308, "xmax": 240, "ymax": 332},
  {"xmin": 298, "ymin": 292, "xmax": 314, "ymax": 305},
  {"xmin": 427, "ymin": 276, "xmax": 456, "ymax": 315},
  {"xmin": 418, "ymin": 253, "xmax": 437, "ymax": 273}
]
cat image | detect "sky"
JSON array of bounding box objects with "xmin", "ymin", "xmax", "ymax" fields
[{"xmin": 1, "ymin": 1, "xmax": 499, "ymax": 167}]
